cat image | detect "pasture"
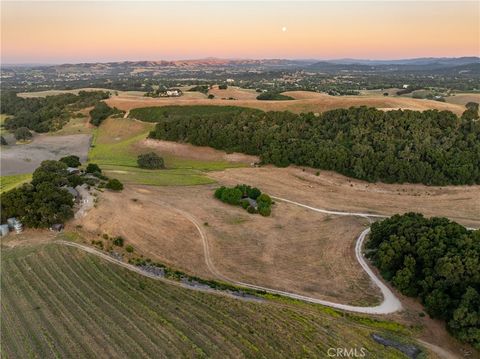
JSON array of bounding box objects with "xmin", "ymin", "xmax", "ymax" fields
[
  {"xmin": 106, "ymin": 89, "xmax": 467, "ymax": 115},
  {"xmin": 0, "ymin": 173, "xmax": 32, "ymax": 193},
  {"xmin": 88, "ymin": 117, "xmax": 250, "ymax": 186},
  {"xmin": 0, "ymin": 241, "xmax": 416, "ymax": 358}
]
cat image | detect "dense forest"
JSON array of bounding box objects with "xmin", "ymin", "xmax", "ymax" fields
[
  {"xmin": 367, "ymin": 213, "xmax": 480, "ymax": 348},
  {"xmin": 147, "ymin": 105, "xmax": 480, "ymax": 185},
  {"xmin": 1, "ymin": 161, "xmax": 75, "ymax": 227},
  {"xmin": 0, "ymin": 91, "xmax": 110, "ymax": 132}
]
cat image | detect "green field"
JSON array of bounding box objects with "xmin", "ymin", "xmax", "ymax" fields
[
  {"xmin": 1, "ymin": 242, "xmax": 417, "ymax": 358},
  {"xmin": 129, "ymin": 105, "xmax": 259, "ymax": 123},
  {"xmin": 88, "ymin": 117, "xmax": 244, "ymax": 186},
  {"xmin": 0, "ymin": 173, "xmax": 32, "ymax": 193}
]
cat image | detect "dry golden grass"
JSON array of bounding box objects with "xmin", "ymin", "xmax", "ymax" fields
[
  {"xmin": 73, "ymin": 184, "xmax": 382, "ymax": 306},
  {"xmin": 444, "ymin": 93, "xmax": 480, "ymax": 106},
  {"xmin": 138, "ymin": 139, "xmax": 258, "ymax": 164},
  {"xmin": 105, "ymin": 90, "xmax": 466, "ymax": 115},
  {"xmin": 209, "ymin": 166, "xmax": 480, "ymax": 228},
  {"xmin": 208, "ymin": 86, "xmax": 259, "ymax": 100}
]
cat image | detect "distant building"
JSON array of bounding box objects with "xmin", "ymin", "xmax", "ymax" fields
[
  {"xmin": 162, "ymin": 89, "xmax": 183, "ymax": 97},
  {"xmin": 226, "ymin": 78, "xmax": 235, "ymax": 83}
]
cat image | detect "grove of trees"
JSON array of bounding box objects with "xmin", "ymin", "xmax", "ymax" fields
[
  {"xmin": 148, "ymin": 105, "xmax": 480, "ymax": 185},
  {"xmin": 214, "ymin": 184, "xmax": 272, "ymax": 216},
  {"xmin": 367, "ymin": 213, "xmax": 480, "ymax": 348},
  {"xmin": 1, "ymin": 91, "xmax": 111, "ymax": 132},
  {"xmin": 89, "ymin": 102, "xmax": 122, "ymax": 126},
  {"xmin": 1, "ymin": 161, "xmax": 76, "ymax": 227}
]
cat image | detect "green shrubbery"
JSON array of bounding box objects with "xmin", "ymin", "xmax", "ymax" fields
[
  {"xmin": 60, "ymin": 155, "xmax": 81, "ymax": 168},
  {"xmin": 137, "ymin": 152, "xmax": 165, "ymax": 169},
  {"xmin": 89, "ymin": 102, "xmax": 122, "ymax": 126},
  {"xmin": 256, "ymin": 92, "xmax": 294, "ymax": 100},
  {"xmin": 86, "ymin": 163, "xmax": 101, "ymax": 174},
  {"xmin": 14, "ymin": 127, "xmax": 33, "ymax": 141},
  {"xmin": 112, "ymin": 236, "xmax": 124, "ymax": 247},
  {"xmin": 106, "ymin": 179, "xmax": 123, "ymax": 191},
  {"xmin": 367, "ymin": 213, "xmax": 480, "ymax": 348},
  {"xmin": 214, "ymin": 184, "xmax": 272, "ymax": 216}
]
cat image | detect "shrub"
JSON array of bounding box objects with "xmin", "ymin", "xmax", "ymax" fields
[
  {"xmin": 60, "ymin": 155, "xmax": 81, "ymax": 167},
  {"xmin": 257, "ymin": 193, "xmax": 272, "ymax": 207},
  {"xmin": 218, "ymin": 84, "xmax": 228, "ymax": 90},
  {"xmin": 14, "ymin": 127, "xmax": 33, "ymax": 141},
  {"xmin": 112, "ymin": 236, "xmax": 124, "ymax": 247},
  {"xmin": 106, "ymin": 179, "xmax": 123, "ymax": 191},
  {"xmin": 220, "ymin": 188, "xmax": 243, "ymax": 205},
  {"xmin": 86, "ymin": 163, "xmax": 101, "ymax": 173},
  {"xmin": 125, "ymin": 245, "xmax": 134, "ymax": 253},
  {"xmin": 258, "ymin": 205, "xmax": 271, "ymax": 217},
  {"xmin": 137, "ymin": 152, "xmax": 165, "ymax": 169},
  {"xmin": 208, "ymin": 94, "xmax": 215, "ymax": 99},
  {"xmin": 214, "ymin": 186, "xmax": 226, "ymax": 199},
  {"xmin": 247, "ymin": 187, "xmax": 261, "ymax": 199},
  {"xmin": 247, "ymin": 206, "xmax": 257, "ymax": 214},
  {"xmin": 241, "ymin": 200, "xmax": 250, "ymax": 209},
  {"xmin": 256, "ymin": 92, "xmax": 293, "ymax": 101},
  {"xmin": 0, "ymin": 136, "xmax": 7, "ymax": 145}
]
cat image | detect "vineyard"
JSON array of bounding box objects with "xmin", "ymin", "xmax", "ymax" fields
[{"xmin": 1, "ymin": 243, "xmax": 414, "ymax": 358}]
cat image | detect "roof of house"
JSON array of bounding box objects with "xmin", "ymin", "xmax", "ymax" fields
[
  {"xmin": 63, "ymin": 186, "xmax": 79, "ymax": 198},
  {"xmin": 242, "ymin": 197, "xmax": 258, "ymax": 208}
]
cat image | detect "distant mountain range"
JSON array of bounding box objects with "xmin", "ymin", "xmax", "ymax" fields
[
  {"xmin": 307, "ymin": 57, "xmax": 480, "ymax": 73},
  {"xmin": 4, "ymin": 57, "xmax": 479, "ymax": 76}
]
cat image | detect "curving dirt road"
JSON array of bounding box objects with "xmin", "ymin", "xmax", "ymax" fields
[{"xmin": 173, "ymin": 197, "xmax": 402, "ymax": 314}]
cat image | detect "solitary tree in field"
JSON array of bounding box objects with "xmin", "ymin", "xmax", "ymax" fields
[{"xmin": 137, "ymin": 152, "xmax": 165, "ymax": 169}]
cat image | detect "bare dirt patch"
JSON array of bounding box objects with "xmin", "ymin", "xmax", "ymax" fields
[
  {"xmin": 139, "ymin": 139, "xmax": 258, "ymax": 164},
  {"xmin": 208, "ymin": 166, "xmax": 480, "ymax": 228},
  {"xmin": 1, "ymin": 134, "xmax": 92, "ymax": 175},
  {"xmin": 72, "ymin": 187, "xmax": 211, "ymax": 277}
]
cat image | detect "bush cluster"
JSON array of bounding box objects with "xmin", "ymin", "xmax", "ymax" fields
[
  {"xmin": 137, "ymin": 152, "xmax": 165, "ymax": 169},
  {"xmin": 214, "ymin": 184, "xmax": 272, "ymax": 216}
]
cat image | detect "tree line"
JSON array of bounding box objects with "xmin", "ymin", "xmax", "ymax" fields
[
  {"xmin": 1, "ymin": 91, "xmax": 111, "ymax": 132},
  {"xmin": 147, "ymin": 105, "xmax": 480, "ymax": 185},
  {"xmin": 366, "ymin": 213, "xmax": 479, "ymax": 348}
]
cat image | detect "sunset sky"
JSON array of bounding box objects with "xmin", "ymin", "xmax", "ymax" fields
[{"xmin": 1, "ymin": 1, "xmax": 479, "ymax": 64}]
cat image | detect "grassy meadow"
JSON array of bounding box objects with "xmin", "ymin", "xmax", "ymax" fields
[
  {"xmin": 88, "ymin": 117, "xmax": 245, "ymax": 186},
  {"xmin": 0, "ymin": 173, "xmax": 32, "ymax": 193},
  {"xmin": 1, "ymin": 242, "xmax": 418, "ymax": 358}
]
